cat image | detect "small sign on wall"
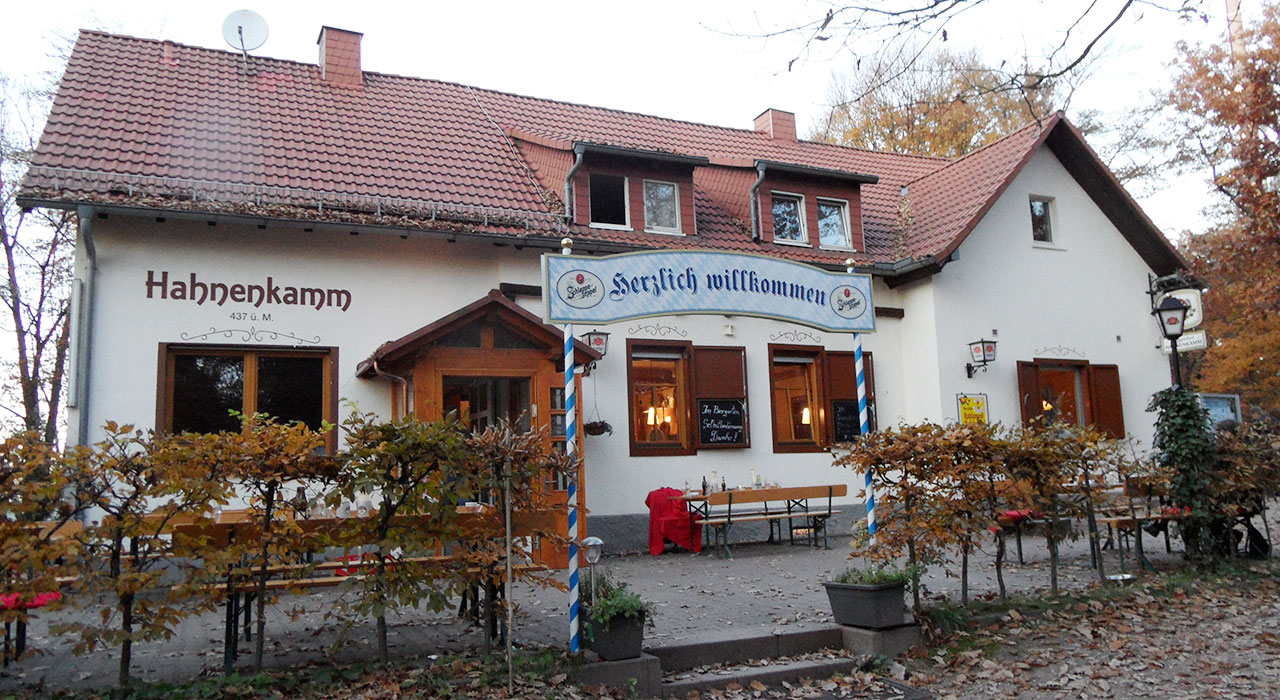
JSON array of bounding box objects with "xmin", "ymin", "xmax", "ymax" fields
[{"xmin": 958, "ymin": 394, "xmax": 989, "ymax": 425}]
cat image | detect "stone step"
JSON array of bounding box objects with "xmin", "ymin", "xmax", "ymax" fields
[
  {"xmin": 648, "ymin": 626, "xmax": 842, "ymax": 673},
  {"xmin": 659, "ymin": 654, "xmax": 930, "ymax": 699}
]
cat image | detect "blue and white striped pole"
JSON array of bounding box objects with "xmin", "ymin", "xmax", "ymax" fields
[
  {"xmin": 562, "ymin": 238, "xmax": 581, "ymax": 653},
  {"xmin": 847, "ymin": 259, "xmax": 875, "ymax": 546}
]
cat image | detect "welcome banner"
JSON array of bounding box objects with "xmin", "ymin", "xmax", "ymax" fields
[{"xmin": 542, "ymin": 250, "xmax": 875, "ymax": 333}]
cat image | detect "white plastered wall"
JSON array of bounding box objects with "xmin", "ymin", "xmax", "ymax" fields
[
  {"xmin": 69, "ymin": 216, "xmax": 906, "ymax": 516},
  {"xmin": 927, "ymin": 146, "xmax": 1172, "ymax": 448}
]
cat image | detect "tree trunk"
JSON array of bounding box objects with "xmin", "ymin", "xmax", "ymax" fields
[
  {"xmin": 994, "ymin": 531, "xmax": 1007, "ymax": 601},
  {"xmin": 907, "ymin": 540, "xmax": 920, "ymax": 613},
  {"xmin": 43, "ymin": 307, "xmax": 70, "ymax": 446},
  {"xmin": 1047, "ymin": 498, "xmax": 1060, "ymax": 596},
  {"xmin": 960, "ymin": 544, "xmax": 969, "ymax": 605},
  {"xmin": 252, "ymin": 482, "xmax": 277, "ymax": 671},
  {"xmin": 118, "ymin": 591, "xmax": 134, "ymax": 688}
]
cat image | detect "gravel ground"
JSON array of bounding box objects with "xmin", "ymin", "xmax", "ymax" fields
[{"xmin": 909, "ymin": 561, "xmax": 1280, "ymax": 699}]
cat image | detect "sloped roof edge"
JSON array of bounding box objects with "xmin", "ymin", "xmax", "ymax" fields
[
  {"xmin": 355, "ymin": 289, "xmax": 600, "ymax": 377},
  {"xmin": 930, "ymin": 112, "xmax": 1187, "ymax": 276}
]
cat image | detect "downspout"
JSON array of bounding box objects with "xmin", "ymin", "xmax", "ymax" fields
[
  {"xmin": 749, "ymin": 162, "xmax": 767, "ymax": 243},
  {"xmin": 371, "ymin": 361, "xmax": 409, "ymax": 419},
  {"xmin": 74, "ymin": 205, "xmax": 97, "ymax": 447},
  {"xmin": 563, "ymin": 144, "xmax": 587, "ymax": 223}
]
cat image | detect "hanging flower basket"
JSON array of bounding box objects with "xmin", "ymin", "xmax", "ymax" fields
[{"xmin": 583, "ymin": 420, "xmax": 613, "ymax": 436}]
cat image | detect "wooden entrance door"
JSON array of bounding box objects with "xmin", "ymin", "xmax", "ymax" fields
[{"xmin": 530, "ymin": 368, "xmax": 586, "ymax": 569}]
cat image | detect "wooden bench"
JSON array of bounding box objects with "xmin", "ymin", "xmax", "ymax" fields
[{"xmin": 694, "ymin": 485, "xmax": 847, "ymax": 558}]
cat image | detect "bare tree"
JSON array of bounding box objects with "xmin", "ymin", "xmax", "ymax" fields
[
  {"xmin": 731, "ymin": 1, "xmax": 1208, "ymax": 107},
  {"xmin": 0, "ymin": 71, "xmax": 75, "ymax": 444}
]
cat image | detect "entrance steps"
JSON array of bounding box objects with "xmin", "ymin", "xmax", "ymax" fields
[{"xmin": 570, "ymin": 624, "xmax": 928, "ymax": 698}]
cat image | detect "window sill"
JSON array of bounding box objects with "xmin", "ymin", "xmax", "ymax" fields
[
  {"xmin": 819, "ymin": 244, "xmax": 856, "ymax": 253},
  {"xmin": 644, "ymin": 228, "xmax": 685, "ymax": 236},
  {"xmin": 772, "ymin": 442, "xmax": 826, "ymax": 454},
  {"xmin": 590, "ymin": 222, "xmax": 633, "ymax": 231},
  {"xmin": 1032, "ymin": 241, "xmax": 1066, "ymax": 251},
  {"xmin": 773, "ymin": 239, "xmax": 812, "ymax": 248}
]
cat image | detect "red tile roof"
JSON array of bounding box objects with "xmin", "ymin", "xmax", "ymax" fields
[{"xmin": 20, "ymin": 30, "xmax": 1185, "ymax": 277}]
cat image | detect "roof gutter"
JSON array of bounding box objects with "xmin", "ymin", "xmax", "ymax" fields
[
  {"xmin": 563, "ymin": 143, "xmax": 586, "ymax": 223},
  {"xmin": 749, "ymin": 162, "xmax": 767, "ymax": 243},
  {"xmin": 369, "ymin": 360, "xmax": 410, "ymax": 419},
  {"xmin": 72, "ymin": 205, "xmax": 97, "ymax": 447}
]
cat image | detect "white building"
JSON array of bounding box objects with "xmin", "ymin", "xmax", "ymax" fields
[{"xmin": 20, "ymin": 28, "xmax": 1189, "ymax": 557}]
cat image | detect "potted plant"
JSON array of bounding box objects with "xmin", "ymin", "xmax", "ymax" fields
[
  {"xmin": 583, "ymin": 420, "xmax": 613, "ymax": 436},
  {"xmin": 581, "ymin": 573, "xmax": 653, "ymax": 660},
  {"xmin": 823, "ymin": 566, "xmax": 910, "ymax": 629}
]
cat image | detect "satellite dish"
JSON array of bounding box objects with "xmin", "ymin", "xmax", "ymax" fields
[{"xmin": 222, "ymin": 10, "xmax": 269, "ymax": 52}]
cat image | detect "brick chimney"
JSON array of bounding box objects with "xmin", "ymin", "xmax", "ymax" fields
[
  {"xmin": 317, "ymin": 26, "xmax": 363, "ymax": 87},
  {"xmin": 754, "ymin": 108, "xmax": 796, "ymax": 142}
]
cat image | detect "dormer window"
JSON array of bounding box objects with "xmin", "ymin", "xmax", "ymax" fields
[
  {"xmin": 590, "ymin": 173, "xmax": 630, "ymax": 229},
  {"xmin": 771, "ymin": 192, "xmax": 806, "ymax": 244},
  {"xmin": 643, "ymin": 180, "xmax": 681, "ymax": 234},
  {"xmin": 817, "ymin": 198, "xmax": 852, "ymax": 249}
]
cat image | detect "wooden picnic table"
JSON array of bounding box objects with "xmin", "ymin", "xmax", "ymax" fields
[
  {"xmin": 680, "ymin": 484, "xmax": 848, "ymax": 558},
  {"xmin": 168, "ymin": 505, "xmax": 555, "ymax": 673}
]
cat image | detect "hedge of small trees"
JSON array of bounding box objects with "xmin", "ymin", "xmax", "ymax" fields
[
  {"xmin": 835, "ymin": 400, "xmax": 1280, "ymax": 610},
  {"xmin": 0, "ymin": 412, "xmax": 573, "ymax": 686}
]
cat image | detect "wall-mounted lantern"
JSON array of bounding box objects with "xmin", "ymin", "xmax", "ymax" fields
[
  {"xmin": 582, "ymin": 330, "xmax": 610, "ymax": 358},
  {"xmin": 966, "ymin": 339, "xmax": 998, "ymax": 378}
]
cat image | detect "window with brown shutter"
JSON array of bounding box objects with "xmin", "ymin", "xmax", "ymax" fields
[
  {"xmin": 626, "ymin": 339, "xmax": 694, "ymax": 456},
  {"xmin": 1087, "ymin": 364, "xmax": 1125, "ymax": 438},
  {"xmin": 826, "ymin": 351, "xmax": 876, "ymax": 442},
  {"xmin": 692, "ymin": 346, "xmax": 749, "ymax": 449},
  {"xmin": 1017, "ymin": 359, "xmax": 1124, "ymax": 437}
]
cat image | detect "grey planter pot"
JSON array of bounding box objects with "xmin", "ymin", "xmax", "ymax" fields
[
  {"xmin": 823, "ymin": 580, "xmax": 907, "ymax": 629},
  {"xmin": 584, "ymin": 611, "xmax": 645, "ymax": 660}
]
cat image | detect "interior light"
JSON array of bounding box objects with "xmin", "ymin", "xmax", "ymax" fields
[
  {"xmin": 801, "ymin": 407, "xmax": 811, "ymax": 425},
  {"xmin": 646, "ymin": 407, "xmax": 656, "ymax": 425},
  {"xmin": 1042, "ymin": 400, "xmax": 1054, "ymax": 411}
]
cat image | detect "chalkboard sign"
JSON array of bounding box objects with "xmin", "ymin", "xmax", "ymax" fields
[
  {"xmin": 698, "ymin": 399, "xmax": 747, "ymax": 447},
  {"xmin": 831, "ymin": 400, "xmax": 863, "ymax": 443}
]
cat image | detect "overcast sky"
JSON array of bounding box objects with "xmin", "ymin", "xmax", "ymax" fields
[{"xmin": 4, "ymin": 0, "xmax": 1247, "ymax": 238}]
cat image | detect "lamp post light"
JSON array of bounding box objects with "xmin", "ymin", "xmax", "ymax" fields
[
  {"xmin": 1152, "ymin": 296, "xmax": 1190, "ymax": 387},
  {"xmin": 582, "ymin": 536, "xmax": 604, "ymax": 603}
]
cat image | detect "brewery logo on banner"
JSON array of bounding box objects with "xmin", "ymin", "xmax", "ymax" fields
[
  {"xmin": 555, "ymin": 270, "xmax": 605, "ymax": 309},
  {"xmin": 830, "ymin": 286, "xmax": 868, "ymax": 320}
]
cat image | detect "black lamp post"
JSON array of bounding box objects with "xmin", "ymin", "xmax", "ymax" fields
[{"xmin": 1152, "ymin": 296, "xmax": 1190, "ymax": 387}]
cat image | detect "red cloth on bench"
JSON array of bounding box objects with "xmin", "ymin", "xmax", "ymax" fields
[
  {"xmin": 645, "ymin": 487, "xmax": 702, "ymax": 555},
  {"xmin": 0, "ymin": 592, "xmax": 60, "ymax": 610}
]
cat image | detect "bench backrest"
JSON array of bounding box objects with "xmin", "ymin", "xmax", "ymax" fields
[{"xmin": 704, "ymin": 484, "xmax": 847, "ymax": 506}]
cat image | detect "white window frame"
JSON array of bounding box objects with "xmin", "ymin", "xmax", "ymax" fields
[
  {"xmin": 589, "ymin": 173, "xmax": 632, "ymax": 231},
  {"xmin": 816, "ymin": 197, "xmax": 853, "ymax": 251},
  {"xmin": 1029, "ymin": 195, "xmax": 1060, "ymax": 248},
  {"xmin": 642, "ymin": 179, "xmax": 683, "ymax": 235},
  {"xmin": 770, "ymin": 191, "xmax": 809, "ymax": 247}
]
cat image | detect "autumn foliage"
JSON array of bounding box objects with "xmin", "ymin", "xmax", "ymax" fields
[
  {"xmin": 0, "ymin": 412, "xmax": 574, "ymax": 684},
  {"xmin": 1170, "ymin": 4, "xmax": 1280, "ymax": 414}
]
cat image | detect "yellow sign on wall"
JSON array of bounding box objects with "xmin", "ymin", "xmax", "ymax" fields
[{"xmin": 958, "ymin": 394, "xmax": 989, "ymax": 425}]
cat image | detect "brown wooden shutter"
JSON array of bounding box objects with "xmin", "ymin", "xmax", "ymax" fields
[
  {"xmin": 1017, "ymin": 361, "xmax": 1044, "ymax": 427},
  {"xmin": 692, "ymin": 346, "xmax": 748, "ymax": 448},
  {"xmin": 826, "ymin": 351, "xmax": 876, "ymax": 441},
  {"xmin": 1087, "ymin": 364, "xmax": 1125, "ymax": 438}
]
